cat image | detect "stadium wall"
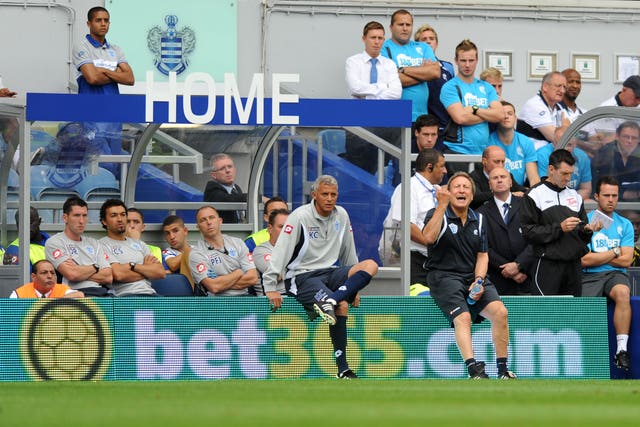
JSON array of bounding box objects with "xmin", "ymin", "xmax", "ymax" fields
[{"xmin": 0, "ymin": 296, "xmax": 612, "ymax": 381}]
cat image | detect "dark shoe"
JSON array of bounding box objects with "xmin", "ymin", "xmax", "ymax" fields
[
  {"xmin": 336, "ymin": 369, "xmax": 358, "ymax": 379},
  {"xmin": 498, "ymin": 371, "xmax": 518, "ymax": 379},
  {"xmin": 615, "ymin": 350, "xmax": 631, "ymax": 372},
  {"xmin": 468, "ymin": 361, "xmax": 490, "ymax": 379},
  {"xmin": 313, "ymin": 298, "xmax": 337, "ymax": 325}
]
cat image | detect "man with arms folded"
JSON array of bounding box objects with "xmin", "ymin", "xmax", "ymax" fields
[
  {"xmin": 189, "ymin": 206, "xmax": 259, "ymax": 296},
  {"xmin": 45, "ymin": 196, "xmax": 113, "ymax": 297},
  {"xmin": 99, "ymin": 199, "xmax": 165, "ymax": 296},
  {"xmin": 581, "ymin": 176, "xmax": 633, "ymax": 372}
]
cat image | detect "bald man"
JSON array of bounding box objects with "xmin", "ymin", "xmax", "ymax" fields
[{"xmin": 469, "ymin": 145, "xmax": 526, "ymax": 209}]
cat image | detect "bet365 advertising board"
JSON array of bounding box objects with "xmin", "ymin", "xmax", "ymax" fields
[{"xmin": 0, "ymin": 297, "xmax": 609, "ymax": 381}]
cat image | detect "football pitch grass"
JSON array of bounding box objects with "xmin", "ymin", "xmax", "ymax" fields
[{"xmin": 1, "ymin": 379, "xmax": 639, "ymax": 427}]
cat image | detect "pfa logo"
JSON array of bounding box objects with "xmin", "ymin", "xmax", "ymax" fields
[
  {"xmin": 20, "ymin": 299, "xmax": 112, "ymax": 381},
  {"xmin": 147, "ymin": 15, "xmax": 196, "ymax": 76}
]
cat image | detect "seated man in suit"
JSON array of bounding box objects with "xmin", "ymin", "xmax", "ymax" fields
[
  {"xmin": 203, "ymin": 153, "xmax": 246, "ymax": 223},
  {"xmin": 477, "ymin": 167, "xmax": 534, "ymax": 295}
]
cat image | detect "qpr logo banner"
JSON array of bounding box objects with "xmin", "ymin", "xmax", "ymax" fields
[{"xmin": 147, "ymin": 15, "xmax": 196, "ymax": 76}]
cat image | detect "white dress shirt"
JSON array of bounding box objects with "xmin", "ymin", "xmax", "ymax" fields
[{"xmin": 345, "ymin": 51, "xmax": 402, "ymax": 100}]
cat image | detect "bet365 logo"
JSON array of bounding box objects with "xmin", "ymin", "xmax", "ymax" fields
[{"xmin": 20, "ymin": 299, "xmax": 112, "ymax": 380}]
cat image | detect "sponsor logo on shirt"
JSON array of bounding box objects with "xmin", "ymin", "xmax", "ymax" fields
[
  {"xmin": 247, "ymin": 253, "xmax": 253, "ymax": 262},
  {"xmin": 566, "ymin": 197, "xmax": 578, "ymax": 210},
  {"xmin": 52, "ymin": 249, "xmax": 62, "ymax": 260},
  {"xmin": 196, "ymin": 263, "xmax": 206, "ymax": 273},
  {"xmin": 264, "ymin": 253, "xmax": 271, "ymax": 262},
  {"xmin": 283, "ymin": 224, "xmax": 293, "ymax": 234}
]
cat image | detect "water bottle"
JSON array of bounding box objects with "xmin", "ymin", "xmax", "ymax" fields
[{"xmin": 467, "ymin": 278, "xmax": 483, "ymax": 305}]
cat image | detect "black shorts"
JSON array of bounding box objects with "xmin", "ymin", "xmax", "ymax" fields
[
  {"xmin": 426, "ymin": 270, "xmax": 501, "ymax": 324},
  {"xmin": 286, "ymin": 266, "xmax": 352, "ymax": 321}
]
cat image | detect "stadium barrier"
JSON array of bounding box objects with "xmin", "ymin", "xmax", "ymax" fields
[
  {"xmin": 0, "ymin": 296, "xmax": 611, "ymax": 381},
  {"xmin": 608, "ymin": 296, "xmax": 640, "ymax": 379}
]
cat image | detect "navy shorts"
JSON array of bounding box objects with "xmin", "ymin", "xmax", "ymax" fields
[
  {"xmin": 426, "ymin": 270, "xmax": 501, "ymax": 324},
  {"xmin": 286, "ymin": 266, "xmax": 352, "ymax": 321}
]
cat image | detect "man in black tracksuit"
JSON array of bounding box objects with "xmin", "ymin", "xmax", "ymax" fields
[{"xmin": 521, "ymin": 149, "xmax": 602, "ymax": 296}]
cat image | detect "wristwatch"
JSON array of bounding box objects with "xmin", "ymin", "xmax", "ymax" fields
[
  {"xmin": 129, "ymin": 261, "xmax": 137, "ymax": 271},
  {"xmin": 92, "ymin": 263, "xmax": 100, "ymax": 273},
  {"xmin": 472, "ymin": 105, "xmax": 479, "ymax": 115},
  {"xmin": 613, "ymin": 247, "xmax": 621, "ymax": 258},
  {"xmin": 398, "ymin": 67, "xmax": 405, "ymax": 74}
]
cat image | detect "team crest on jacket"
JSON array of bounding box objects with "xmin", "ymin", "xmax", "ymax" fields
[
  {"xmin": 449, "ymin": 223, "xmax": 458, "ymax": 234},
  {"xmin": 147, "ymin": 15, "xmax": 196, "ymax": 76}
]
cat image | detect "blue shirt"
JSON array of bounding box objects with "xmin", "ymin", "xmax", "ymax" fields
[
  {"xmin": 382, "ymin": 39, "xmax": 437, "ymax": 121},
  {"xmin": 584, "ymin": 211, "xmax": 634, "ymax": 273},
  {"xmin": 537, "ymin": 145, "xmax": 592, "ymax": 190},
  {"xmin": 489, "ymin": 131, "xmax": 537, "ymax": 185},
  {"xmin": 441, "ymin": 76, "xmax": 499, "ymax": 154}
]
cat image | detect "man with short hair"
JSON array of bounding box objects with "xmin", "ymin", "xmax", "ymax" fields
[
  {"xmin": 581, "ymin": 176, "xmax": 633, "ymax": 372},
  {"xmin": 346, "ymin": 21, "xmax": 401, "ymax": 100},
  {"xmin": 559, "ymin": 68, "xmax": 585, "ymax": 123},
  {"xmin": 591, "ymin": 121, "xmax": 640, "ymax": 201},
  {"xmin": 413, "ymin": 114, "xmax": 441, "ymax": 152},
  {"xmin": 536, "ymin": 132, "xmax": 593, "ymax": 200},
  {"xmin": 479, "ymin": 67, "xmax": 504, "ymax": 100},
  {"xmin": 161, "ymin": 215, "xmax": 191, "ymax": 274},
  {"xmin": 189, "ymin": 206, "xmax": 259, "ymax": 296},
  {"xmin": 413, "ymin": 24, "xmax": 455, "ymax": 133},
  {"xmin": 203, "ymin": 153, "xmax": 246, "ymax": 224},
  {"xmin": 253, "ymin": 208, "xmax": 290, "ymax": 295},
  {"xmin": 488, "ymin": 101, "xmax": 539, "ymax": 187},
  {"xmin": 244, "ymin": 196, "xmax": 289, "ymax": 253},
  {"xmin": 3, "ymin": 207, "xmax": 50, "ymax": 271},
  {"xmin": 126, "ymin": 208, "xmax": 163, "ymax": 263},
  {"xmin": 73, "ymin": 6, "xmax": 134, "ymax": 94},
  {"xmin": 45, "ymin": 196, "xmax": 113, "ymax": 297},
  {"xmin": 10, "ymin": 259, "xmax": 85, "ymax": 299},
  {"xmin": 99, "ymin": 199, "xmax": 165, "ymax": 296},
  {"xmin": 264, "ymin": 175, "xmax": 378, "ymax": 379},
  {"xmin": 470, "ymin": 145, "xmax": 526, "ymax": 209},
  {"xmin": 477, "ymin": 168, "xmax": 534, "ymax": 295},
  {"xmin": 518, "ymin": 71, "xmax": 571, "ymax": 150},
  {"xmin": 380, "ymin": 149, "xmax": 446, "ymax": 286},
  {"xmin": 382, "ymin": 9, "xmax": 440, "ymax": 122},
  {"xmin": 522, "ymin": 149, "xmax": 602, "ymax": 296},
  {"xmin": 586, "ymin": 75, "xmax": 640, "ymax": 146},
  {"xmin": 440, "ymin": 39, "xmax": 503, "ymax": 159}
]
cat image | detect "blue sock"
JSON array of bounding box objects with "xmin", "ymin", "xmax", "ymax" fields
[
  {"xmin": 331, "ymin": 271, "xmax": 372, "ymax": 302},
  {"xmin": 497, "ymin": 357, "xmax": 508, "ymax": 375},
  {"xmin": 330, "ymin": 315, "xmax": 349, "ymax": 373}
]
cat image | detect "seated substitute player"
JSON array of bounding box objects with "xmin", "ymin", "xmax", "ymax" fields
[
  {"xmin": 244, "ymin": 196, "xmax": 288, "ymax": 253},
  {"xmin": 189, "ymin": 206, "xmax": 259, "ymax": 296},
  {"xmin": 10, "ymin": 259, "xmax": 85, "ymax": 299},
  {"xmin": 422, "ymin": 172, "xmax": 516, "ymax": 379},
  {"xmin": 581, "ymin": 176, "xmax": 633, "ymax": 372},
  {"xmin": 253, "ymin": 208, "xmax": 290, "ymax": 296},
  {"xmin": 263, "ymin": 175, "xmax": 379, "ymax": 379}
]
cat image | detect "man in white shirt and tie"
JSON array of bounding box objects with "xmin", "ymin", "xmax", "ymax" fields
[
  {"xmin": 343, "ymin": 21, "xmax": 403, "ymax": 174},
  {"xmin": 345, "ymin": 21, "xmax": 402, "ymax": 100}
]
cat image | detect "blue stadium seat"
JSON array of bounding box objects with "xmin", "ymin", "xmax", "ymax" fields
[
  {"xmin": 151, "ymin": 274, "xmax": 194, "ymax": 296},
  {"xmin": 317, "ymin": 129, "xmax": 346, "ymax": 156}
]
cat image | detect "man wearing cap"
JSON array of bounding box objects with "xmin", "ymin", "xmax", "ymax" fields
[{"xmin": 586, "ymin": 75, "xmax": 640, "ymax": 147}]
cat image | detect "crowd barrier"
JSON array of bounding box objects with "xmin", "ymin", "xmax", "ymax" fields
[{"xmin": 0, "ymin": 296, "xmax": 612, "ymax": 381}]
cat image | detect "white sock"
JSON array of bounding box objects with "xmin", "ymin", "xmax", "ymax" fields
[{"xmin": 616, "ymin": 334, "xmax": 629, "ymax": 353}]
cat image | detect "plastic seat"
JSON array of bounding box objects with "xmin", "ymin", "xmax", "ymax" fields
[
  {"xmin": 151, "ymin": 274, "xmax": 194, "ymax": 296},
  {"xmin": 317, "ymin": 129, "xmax": 346, "ymax": 156}
]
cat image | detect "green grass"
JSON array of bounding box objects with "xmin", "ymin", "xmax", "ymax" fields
[{"xmin": 1, "ymin": 380, "xmax": 639, "ymax": 427}]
